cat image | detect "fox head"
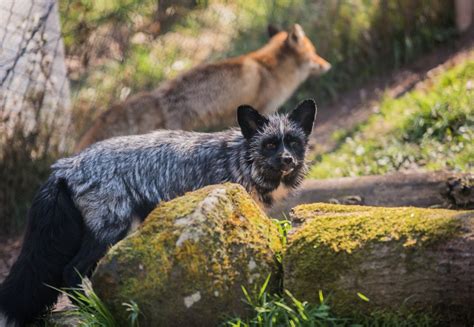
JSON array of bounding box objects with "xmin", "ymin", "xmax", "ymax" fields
[
  {"xmin": 268, "ymin": 24, "xmax": 331, "ymax": 76},
  {"xmin": 237, "ymin": 99, "xmax": 317, "ymax": 189}
]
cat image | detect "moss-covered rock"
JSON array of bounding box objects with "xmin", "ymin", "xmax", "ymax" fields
[
  {"xmin": 284, "ymin": 203, "xmax": 474, "ymax": 323},
  {"xmin": 92, "ymin": 183, "xmax": 281, "ymax": 326}
]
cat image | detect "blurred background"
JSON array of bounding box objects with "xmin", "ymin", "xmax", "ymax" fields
[{"xmin": 0, "ymin": 0, "xmax": 472, "ymax": 238}]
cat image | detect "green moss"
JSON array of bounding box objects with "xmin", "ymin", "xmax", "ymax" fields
[
  {"xmin": 284, "ymin": 203, "xmax": 468, "ymax": 313},
  {"xmin": 92, "ymin": 183, "xmax": 281, "ymax": 326},
  {"xmin": 291, "ymin": 203, "xmax": 462, "ymax": 251}
]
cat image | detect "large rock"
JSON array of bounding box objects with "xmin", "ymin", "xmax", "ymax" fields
[
  {"xmin": 92, "ymin": 183, "xmax": 281, "ymax": 326},
  {"xmin": 284, "ymin": 203, "xmax": 474, "ymax": 324}
]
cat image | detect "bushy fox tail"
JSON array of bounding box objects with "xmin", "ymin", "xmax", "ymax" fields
[{"xmin": 0, "ymin": 177, "xmax": 83, "ymax": 326}]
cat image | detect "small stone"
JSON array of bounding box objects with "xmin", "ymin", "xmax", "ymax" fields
[{"xmin": 184, "ymin": 292, "xmax": 201, "ymax": 308}]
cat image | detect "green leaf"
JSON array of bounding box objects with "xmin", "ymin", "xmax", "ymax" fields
[{"xmin": 357, "ymin": 292, "xmax": 370, "ymax": 302}]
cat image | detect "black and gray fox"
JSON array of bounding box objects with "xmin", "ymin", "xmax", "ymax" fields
[{"xmin": 0, "ymin": 99, "xmax": 317, "ymax": 326}]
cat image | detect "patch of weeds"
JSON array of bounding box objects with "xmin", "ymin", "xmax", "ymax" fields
[
  {"xmin": 272, "ymin": 218, "xmax": 292, "ymax": 248},
  {"xmin": 224, "ymin": 275, "xmax": 346, "ymax": 327},
  {"xmin": 49, "ymin": 279, "xmax": 141, "ymax": 327},
  {"xmin": 223, "ymin": 275, "xmax": 437, "ymax": 327}
]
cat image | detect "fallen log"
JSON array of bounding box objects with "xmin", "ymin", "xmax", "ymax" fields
[
  {"xmin": 270, "ymin": 171, "xmax": 473, "ymax": 217},
  {"xmin": 284, "ymin": 203, "xmax": 474, "ymax": 325}
]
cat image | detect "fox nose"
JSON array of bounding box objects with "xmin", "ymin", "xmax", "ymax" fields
[
  {"xmin": 282, "ymin": 156, "xmax": 294, "ymax": 165},
  {"xmin": 323, "ymin": 63, "xmax": 332, "ymax": 72}
]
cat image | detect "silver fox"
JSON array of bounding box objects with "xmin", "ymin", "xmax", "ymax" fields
[{"xmin": 0, "ymin": 99, "xmax": 317, "ymax": 326}]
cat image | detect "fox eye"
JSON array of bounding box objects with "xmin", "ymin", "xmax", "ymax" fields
[
  {"xmin": 264, "ymin": 142, "xmax": 277, "ymax": 150},
  {"xmin": 286, "ymin": 136, "xmax": 301, "ymax": 148}
]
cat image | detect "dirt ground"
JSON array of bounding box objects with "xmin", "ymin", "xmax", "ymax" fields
[{"xmin": 0, "ymin": 29, "xmax": 473, "ymax": 288}]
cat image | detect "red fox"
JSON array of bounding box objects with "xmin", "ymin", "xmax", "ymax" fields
[{"xmin": 75, "ymin": 24, "xmax": 330, "ymax": 151}]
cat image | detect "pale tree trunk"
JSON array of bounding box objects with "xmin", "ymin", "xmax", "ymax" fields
[{"xmin": 455, "ymin": 0, "xmax": 474, "ymax": 32}]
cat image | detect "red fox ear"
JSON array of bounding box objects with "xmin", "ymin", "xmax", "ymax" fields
[
  {"xmin": 287, "ymin": 24, "xmax": 305, "ymax": 46},
  {"xmin": 267, "ymin": 24, "xmax": 281, "ymax": 38}
]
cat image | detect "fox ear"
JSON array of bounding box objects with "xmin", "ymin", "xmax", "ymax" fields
[
  {"xmin": 287, "ymin": 24, "xmax": 305, "ymax": 46},
  {"xmin": 289, "ymin": 99, "xmax": 317, "ymax": 137},
  {"xmin": 267, "ymin": 24, "xmax": 281, "ymax": 38},
  {"xmin": 238, "ymin": 105, "xmax": 269, "ymax": 140}
]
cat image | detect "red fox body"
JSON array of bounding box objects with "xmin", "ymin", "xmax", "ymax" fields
[{"xmin": 76, "ymin": 24, "xmax": 330, "ymax": 151}]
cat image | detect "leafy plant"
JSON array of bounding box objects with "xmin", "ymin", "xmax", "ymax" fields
[
  {"xmin": 223, "ymin": 275, "xmax": 436, "ymax": 327},
  {"xmin": 224, "ymin": 275, "xmax": 346, "ymax": 327},
  {"xmin": 51, "ymin": 279, "xmax": 141, "ymax": 327},
  {"xmin": 272, "ymin": 218, "xmax": 292, "ymax": 248}
]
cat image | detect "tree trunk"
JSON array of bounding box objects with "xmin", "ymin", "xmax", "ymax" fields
[
  {"xmin": 270, "ymin": 171, "xmax": 473, "ymax": 217},
  {"xmin": 455, "ymin": 0, "xmax": 473, "ymax": 32}
]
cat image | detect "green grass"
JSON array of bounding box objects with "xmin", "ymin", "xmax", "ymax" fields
[
  {"xmin": 310, "ymin": 55, "xmax": 474, "ymax": 179},
  {"xmin": 48, "ymin": 280, "xmax": 141, "ymax": 327},
  {"xmin": 224, "ymin": 276, "xmax": 347, "ymax": 327},
  {"xmin": 224, "ymin": 278, "xmax": 436, "ymax": 327},
  {"xmin": 51, "ymin": 275, "xmax": 436, "ymax": 327}
]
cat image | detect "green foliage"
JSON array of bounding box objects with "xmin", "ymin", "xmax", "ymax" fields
[
  {"xmin": 224, "ymin": 275, "xmax": 345, "ymax": 327},
  {"xmin": 310, "ymin": 57, "xmax": 474, "ymax": 178},
  {"xmin": 272, "ymin": 218, "xmax": 292, "ymax": 248},
  {"xmin": 223, "ymin": 275, "xmax": 436, "ymax": 327},
  {"xmin": 52, "ymin": 280, "xmax": 141, "ymax": 327},
  {"xmin": 60, "ymin": 0, "xmax": 157, "ymax": 50}
]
